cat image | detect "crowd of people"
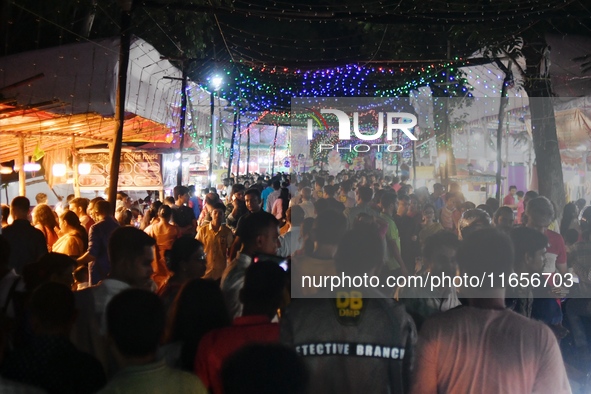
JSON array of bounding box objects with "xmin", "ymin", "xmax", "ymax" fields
[{"xmin": 0, "ymin": 169, "xmax": 588, "ymax": 393}]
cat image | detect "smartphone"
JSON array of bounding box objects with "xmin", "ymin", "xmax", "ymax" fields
[{"xmin": 253, "ymin": 253, "xmax": 289, "ymax": 271}]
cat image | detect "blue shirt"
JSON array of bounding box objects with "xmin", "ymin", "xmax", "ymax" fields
[
  {"xmin": 261, "ymin": 186, "xmax": 273, "ymax": 211},
  {"xmin": 88, "ymin": 216, "xmax": 120, "ymax": 285}
]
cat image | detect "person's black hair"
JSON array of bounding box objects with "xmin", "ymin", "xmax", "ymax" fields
[
  {"xmin": 166, "ymin": 279, "xmax": 230, "ymax": 370},
  {"xmin": 95, "ymin": 200, "xmax": 112, "ymax": 216},
  {"xmin": 158, "ymin": 205, "xmax": 173, "ymax": 221},
  {"xmin": 509, "ymin": 185, "xmax": 517, "ymax": 190},
  {"xmin": 314, "ymin": 177, "xmax": 325, "ymax": 188},
  {"xmin": 107, "ymin": 289, "xmax": 165, "ymax": 357},
  {"xmin": 461, "ymin": 201, "xmax": 476, "ymax": 211},
  {"xmin": 167, "ymin": 237, "xmax": 204, "ymax": 273},
  {"xmin": 212, "ymin": 202, "xmax": 227, "ymax": 212},
  {"xmin": 516, "ymin": 191, "xmax": 524, "ymax": 198},
  {"xmin": 560, "ymin": 202, "xmax": 578, "ymax": 236},
  {"xmin": 1, "ymin": 204, "xmax": 9, "ymax": 222},
  {"xmin": 313, "ymin": 209, "xmax": 347, "ymax": 245},
  {"xmin": 108, "ymin": 227, "xmax": 156, "ymax": 268},
  {"xmin": 230, "ymin": 184, "xmax": 246, "ymax": 197},
  {"xmin": 444, "ymin": 192, "xmax": 458, "ymax": 202},
  {"xmin": 240, "ymin": 261, "xmax": 286, "ymax": 316},
  {"xmin": 221, "ymin": 344, "xmax": 309, "ymax": 394},
  {"xmin": 272, "ymin": 180, "xmax": 281, "ymax": 190},
  {"xmin": 457, "ymin": 228, "xmax": 514, "ymax": 282},
  {"xmin": 380, "ymin": 191, "xmax": 398, "ymax": 210},
  {"xmin": 335, "ymin": 225, "xmax": 383, "ymax": 276},
  {"xmin": 10, "ymin": 196, "xmax": 30, "ymax": 214},
  {"xmin": 244, "ymin": 188, "xmax": 262, "ymax": 201},
  {"xmin": 476, "ymin": 204, "xmax": 495, "ymax": 218},
  {"xmin": 356, "ymin": 186, "xmax": 373, "ymax": 203},
  {"xmin": 510, "ymin": 227, "xmax": 548, "ymax": 264},
  {"xmin": 173, "ymin": 186, "xmax": 189, "ymax": 200},
  {"xmin": 485, "ymin": 197, "xmax": 500, "ymax": 213},
  {"xmin": 458, "ymin": 209, "xmax": 492, "ymax": 239},
  {"xmin": 422, "ymin": 231, "xmax": 460, "ymax": 262},
  {"xmin": 70, "ymin": 197, "xmax": 89, "ymax": 213},
  {"xmin": 29, "ymin": 282, "xmax": 75, "ymax": 330},
  {"xmin": 493, "ymin": 206, "xmax": 514, "ymax": 226},
  {"xmin": 279, "ymin": 188, "xmax": 290, "ymax": 219},
  {"xmin": 61, "ymin": 210, "xmax": 88, "ymax": 250},
  {"xmin": 240, "ymin": 212, "xmax": 280, "ymax": 247}
]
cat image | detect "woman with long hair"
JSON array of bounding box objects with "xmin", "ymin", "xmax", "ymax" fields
[
  {"xmin": 32, "ymin": 204, "xmax": 59, "ymax": 251},
  {"xmin": 161, "ymin": 279, "xmax": 231, "ymax": 371},
  {"xmin": 145, "ymin": 205, "xmax": 179, "ymax": 289},
  {"xmin": 157, "ymin": 237, "xmax": 207, "ymax": 313},
  {"xmin": 52, "ymin": 210, "xmax": 88, "ymax": 257},
  {"xmin": 418, "ymin": 204, "xmax": 444, "ymax": 248},
  {"xmin": 272, "ymin": 187, "xmax": 290, "ymax": 223},
  {"xmin": 560, "ymin": 202, "xmax": 581, "ymax": 239}
]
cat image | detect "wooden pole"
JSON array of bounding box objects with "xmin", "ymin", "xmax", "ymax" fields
[
  {"xmin": 107, "ymin": 0, "xmax": 133, "ymax": 214},
  {"xmin": 494, "ymin": 59, "xmax": 512, "ymax": 202},
  {"xmin": 72, "ymin": 136, "xmax": 80, "ymax": 198},
  {"xmin": 18, "ymin": 135, "xmax": 25, "ymax": 197}
]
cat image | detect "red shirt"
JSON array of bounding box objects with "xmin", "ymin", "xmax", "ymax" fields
[
  {"xmin": 194, "ymin": 315, "xmax": 279, "ymax": 394},
  {"xmin": 503, "ymin": 194, "xmax": 516, "ymax": 207}
]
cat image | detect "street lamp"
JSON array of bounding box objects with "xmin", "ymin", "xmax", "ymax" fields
[{"xmin": 209, "ymin": 75, "xmax": 223, "ymax": 187}]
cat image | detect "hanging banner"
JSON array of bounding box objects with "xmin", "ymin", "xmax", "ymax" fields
[{"xmin": 79, "ymin": 151, "xmax": 163, "ymax": 191}]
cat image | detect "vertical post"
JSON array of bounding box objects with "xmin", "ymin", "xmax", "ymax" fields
[
  {"xmin": 494, "ymin": 59, "xmax": 512, "ymax": 202},
  {"xmin": 271, "ymin": 125, "xmax": 279, "ymax": 175},
  {"xmin": 72, "ymin": 137, "xmax": 80, "ymax": 198},
  {"xmin": 18, "ymin": 135, "xmax": 25, "ymax": 197},
  {"xmin": 237, "ymin": 127, "xmax": 242, "ymax": 176},
  {"xmin": 177, "ymin": 61, "xmax": 188, "ymax": 186},
  {"xmin": 227, "ymin": 111, "xmax": 238, "ymax": 181},
  {"xmin": 246, "ymin": 126, "xmax": 251, "ymax": 175},
  {"xmin": 108, "ymin": 0, "xmax": 133, "ymax": 214},
  {"xmin": 412, "ymin": 140, "xmax": 416, "ymax": 189},
  {"xmin": 208, "ymin": 90, "xmax": 215, "ymax": 188}
]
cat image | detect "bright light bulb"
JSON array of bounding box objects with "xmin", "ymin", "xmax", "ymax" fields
[
  {"xmin": 211, "ymin": 76, "xmax": 223, "ymax": 89},
  {"xmin": 78, "ymin": 163, "xmax": 91, "ymax": 175},
  {"xmin": 52, "ymin": 164, "xmax": 67, "ymax": 177}
]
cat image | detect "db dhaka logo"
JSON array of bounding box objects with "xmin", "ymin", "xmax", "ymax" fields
[{"xmin": 306, "ymin": 108, "xmax": 417, "ymax": 153}]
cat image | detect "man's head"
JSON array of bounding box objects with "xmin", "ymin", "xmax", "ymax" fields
[
  {"xmin": 314, "ymin": 177, "xmax": 325, "ymax": 191},
  {"xmin": 356, "ymin": 186, "xmax": 373, "ymax": 205},
  {"xmin": 245, "ymin": 189, "xmax": 262, "ymax": 213},
  {"xmin": 444, "ymin": 192, "xmax": 458, "ymax": 209},
  {"xmin": 94, "ymin": 200, "xmax": 112, "ymax": 220},
  {"xmin": 301, "ymin": 187, "xmax": 312, "ymax": 201},
  {"xmin": 576, "ymin": 198, "xmax": 586, "ymax": 213},
  {"xmin": 493, "ymin": 206, "xmax": 514, "ymax": 229},
  {"xmin": 173, "ymin": 186, "xmax": 190, "ymax": 203},
  {"xmin": 230, "ymin": 184, "xmax": 246, "ymax": 201},
  {"xmin": 516, "ymin": 190, "xmax": 524, "ymax": 201},
  {"xmin": 379, "ymin": 192, "xmax": 398, "ymax": 216},
  {"xmin": 88, "ymin": 197, "xmax": 104, "ymax": 221},
  {"xmin": 116, "ymin": 192, "xmax": 132, "ymax": 209},
  {"xmin": 29, "ymin": 282, "xmax": 76, "ymax": 336},
  {"xmin": 509, "ymin": 185, "xmax": 517, "ymax": 196},
  {"xmin": 422, "ymin": 230, "xmax": 460, "ymax": 276},
  {"xmin": 510, "ymin": 227, "xmax": 547, "ymax": 274},
  {"xmin": 35, "ymin": 193, "xmax": 48, "ymax": 205},
  {"xmin": 272, "ymin": 180, "xmax": 281, "ymax": 191},
  {"xmin": 323, "ymin": 185, "xmax": 337, "ymax": 199},
  {"xmin": 240, "ymin": 212, "xmax": 280, "ymax": 256},
  {"xmin": 211, "ymin": 202, "xmax": 226, "ymax": 227},
  {"xmin": 240, "ymin": 261, "xmax": 286, "ymax": 318},
  {"xmin": 525, "ymin": 196, "xmax": 554, "ymax": 233},
  {"xmin": 458, "ymin": 209, "xmax": 492, "ymax": 240},
  {"xmin": 108, "ymin": 227, "xmax": 156, "ymax": 287},
  {"xmin": 457, "ymin": 228, "xmax": 514, "ymax": 290},
  {"xmin": 69, "ymin": 197, "xmax": 89, "ymax": 218},
  {"xmin": 107, "ymin": 289, "xmax": 165, "ymax": 360},
  {"xmin": 396, "ymin": 195, "xmax": 410, "ymax": 216},
  {"xmin": 1, "ymin": 204, "xmax": 9, "ymax": 224},
  {"xmin": 433, "ymin": 183, "xmax": 444, "ymax": 196},
  {"xmin": 10, "ymin": 196, "xmax": 30, "ymax": 220}
]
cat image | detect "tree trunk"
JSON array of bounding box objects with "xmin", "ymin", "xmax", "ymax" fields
[{"xmin": 523, "ymin": 78, "xmax": 566, "ymax": 218}]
